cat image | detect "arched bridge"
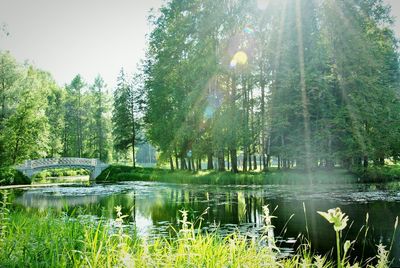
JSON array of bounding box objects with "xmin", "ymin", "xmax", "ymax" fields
[{"xmin": 16, "ymin": 158, "xmax": 109, "ymax": 180}]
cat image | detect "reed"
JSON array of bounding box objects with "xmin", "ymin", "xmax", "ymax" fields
[{"xmin": 0, "ymin": 202, "xmax": 393, "ymax": 267}]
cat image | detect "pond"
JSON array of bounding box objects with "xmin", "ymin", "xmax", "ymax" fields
[{"xmin": 6, "ymin": 181, "xmax": 400, "ymax": 265}]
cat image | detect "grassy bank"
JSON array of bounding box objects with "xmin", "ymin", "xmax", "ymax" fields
[
  {"xmin": 351, "ymin": 165, "xmax": 400, "ymax": 183},
  {"xmin": 0, "ymin": 167, "xmax": 30, "ymax": 186},
  {"xmin": 0, "ymin": 197, "xmax": 390, "ymax": 267},
  {"xmin": 97, "ymin": 165, "xmax": 358, "ymax": 185}
]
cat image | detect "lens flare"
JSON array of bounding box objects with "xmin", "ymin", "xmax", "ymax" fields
[
  {"xmin": 257, "ymin": 0, "xmax": 269, "ymax": 10},
  {"xmin": 244, "ymin": 26, "xmax": 254, "ymax": 35},
  {"xmin": 230, "ymin": 51, "xmax": 248, "ymax": 68},
  {"xmin": 204, "ymin": 106, "xmax": 214, "ymax": 119}
]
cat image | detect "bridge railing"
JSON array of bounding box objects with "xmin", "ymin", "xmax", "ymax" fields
[{"xmin": 22, "ymin": 158, "xmax": 99, "ymax": 169}]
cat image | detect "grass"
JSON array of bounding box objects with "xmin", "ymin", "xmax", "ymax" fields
[
  {"xmin": 0, "ymin": 191, "xmax": 392, "ymax": 268},
  {"xmin": 97, "ymin": 165, "xmax": 358, "ymax": 185},
  {"xmin": 351, "ymin": 165, "xmax": 400, "ymax": 183}
]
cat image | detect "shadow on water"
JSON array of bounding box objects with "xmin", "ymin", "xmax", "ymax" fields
[{"xmin": 4, "ymin": 181, "xmax": 400, "ymax": 265}]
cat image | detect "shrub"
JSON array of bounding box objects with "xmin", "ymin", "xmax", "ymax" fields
[{"xmin": 0, "ymin": 167, "xmax": 30, "ymax": 186}]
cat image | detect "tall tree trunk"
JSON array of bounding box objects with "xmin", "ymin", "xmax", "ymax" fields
[
  {"xmin": 197, "ymin": 158, "xmax": 201, "ymax": 171},
  {"xmin": 260, "ymin": 56, "xmax": 267, "ymax": 172},
  {"xmin": 181, "ymin": 157, "xmax": 187, "ymax": 170},
  {"xmin": 175, "ymin": 148, "xmax": 179, "ymax": 171},
  {"xmin": 249, "ymin": 153, "xmax": 253, "ymax": 171},
  {"xmin": 265, "ymin": 136, "xmax": 271, "ymax": 171},
  {"xmin": 77, "ymin": 88, "xmax": 82, "ymax": 158},
  {"xmin": 98, "ymin": 88, "xmax": 104, "ymax": 161},
  {"xmin": 131, "ymin": 131, "xmax": 135, "ymax": 168},
  {"xmin": 227, "ymin": 150, "xmax": 230, "ymax": 170},
  {"xmin": 230, "ymin": 148, "xmax": 238, "ymax": 173},
  {"xmin": 217, "ymin": 150, "xmax": 225, "ymax": 171},
  {"xmin": 278, "ymin": 155, "xmax": 281, "ymax": 170},
  {"xmin": 243, "ymin": 147, "xmax": 248, "ymax": 172},
  {"xmin": 207, "ymin": 152, "xmax": 214, "ymax": 170},
  {"xmin": 363, "ymin": 155, "xmax": 368, "ymax": 169},
  {"xmin": 169, "ymin": 155, "xmax": 174, "ymax": 171}
]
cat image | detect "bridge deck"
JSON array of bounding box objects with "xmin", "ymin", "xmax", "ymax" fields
[{"xmin": 17, "ymin": 158, "xmax": 109, "ymax": 180}]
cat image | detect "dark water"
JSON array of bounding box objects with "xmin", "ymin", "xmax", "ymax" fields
[{"xmin": 6, "ymin": 181, "xmax": 400, "ymax": 265}]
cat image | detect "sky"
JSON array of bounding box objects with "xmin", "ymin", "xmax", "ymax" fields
[
  {"xmin": 0, "ymin": 0, "xmax": 399, "ymax": 88},
  {"xmin": 0, "ymin": 0, "xmax": 164, "ymax": 88}
]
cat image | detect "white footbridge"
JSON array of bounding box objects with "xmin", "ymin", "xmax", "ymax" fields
[{"xmin": 16, "ymin": 158, "xmax": 109, "ymax": 180}]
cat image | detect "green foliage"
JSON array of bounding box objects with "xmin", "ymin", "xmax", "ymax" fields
[
  {"xmin": 112, "ymin": 70, "xmax": 142, "ymax": 167},
  {"xmin": 143, "ymin": 0, "xmax": 400, "ymax": 172},
  {"xmin": 0, "ymin": 204, "xmax": 391, "ymax": 267},
  {"xmin": 97, "ymin": 165, "xmax": 358, "ymax": 185},
  {"xmin": 351, "ymin": 165, "xmax": 400, "ymax": 182},
  {"xmin": 0, "ymin": 51, "xmax": 113, "ymax": 167},
  {"xmin": 32, "ymin": 168, "xmax": 90, "ymax": 180},
  {"xmin": 0, "ymin": 167, "xmax": 30, "ymax": 186}
]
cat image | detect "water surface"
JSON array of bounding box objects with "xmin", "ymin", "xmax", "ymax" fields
[{"xmin": 7, "ymin": 181, "xmax": 400, "ymax": 265}]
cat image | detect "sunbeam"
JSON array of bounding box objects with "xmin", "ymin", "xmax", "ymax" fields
[{"xmin": 295, "ymin": 0, "xmax": 313, "ymax": 176}]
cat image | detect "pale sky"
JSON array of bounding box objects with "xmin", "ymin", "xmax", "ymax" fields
[
  {"xmin": 0, "ymin": 0, "xmax": 164, "ymax": 88},
  {"xmin": 0, "ymin": 0, "xmax": 399, "ymax": 88}
]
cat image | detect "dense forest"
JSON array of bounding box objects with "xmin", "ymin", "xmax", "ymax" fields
[
  {"xmin": 144, "ymin": 0, "xmax": 400, "ymax": 172},
  {"xmin": 0, "ymin": 0, "xmax": 399, "ymax": 173},
  {"xmin": 0, "ymin": 51, "xmax": 144, "ymax": 166}
]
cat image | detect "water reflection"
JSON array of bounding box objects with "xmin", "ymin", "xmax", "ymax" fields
[{"xmin": 8, "ymin": 182, "xmax": 400, "ymax": 265}]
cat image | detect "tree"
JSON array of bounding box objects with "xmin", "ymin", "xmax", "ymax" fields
[
  {"xmin": 112, "ymin": 69, "xmax": 142, "ymax": 167},
  {"xmin": 1, "ymin": 67, "xmax": 49, "ymax": 165}
]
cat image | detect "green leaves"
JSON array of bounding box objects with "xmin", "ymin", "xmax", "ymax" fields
[{"xmin": 143, "ymin": 0, "xmax": 400, "ymax": 170}]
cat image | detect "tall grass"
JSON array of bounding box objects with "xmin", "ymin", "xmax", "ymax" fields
[{"xmin": 0, "ymin": 200, "xmax": 393, "ymax": 267}]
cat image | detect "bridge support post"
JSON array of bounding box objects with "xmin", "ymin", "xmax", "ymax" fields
[
  {"xmin": 23, "ymin": 169, "xmax": 35, "ymax": 178},
  {"xmin": 90, "ymin": 166, "xmax": 103, "ymax": 180}
]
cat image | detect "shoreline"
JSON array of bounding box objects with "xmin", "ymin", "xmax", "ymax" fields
[{"xmin": 0, "ymin": 182, "xmax": 87, "ymax": 190}]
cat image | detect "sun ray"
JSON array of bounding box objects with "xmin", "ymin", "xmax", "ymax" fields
[
  {"xmin": 295, "ymin": 0, "xmax": 313, "ymax": 177},
  {"xmin": 319, "ymin": 0, "xmax": 372, "ymax": 159},
  {"xmin": 266, "ymin": 0, "xmax": 288, "ymax": 167}
]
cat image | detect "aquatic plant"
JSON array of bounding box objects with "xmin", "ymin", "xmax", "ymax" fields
[{"xmin": 318, "ymin": 207, "xmax": 391, "ymax": 268}]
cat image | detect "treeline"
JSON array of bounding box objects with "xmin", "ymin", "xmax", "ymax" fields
[
  {"xmin": 143, "ymin": 0, "xmax": 400, "ymax": 172},
  {"xmin": 0, "ymin": 51, "xmax": 143, "ymax": 167}
]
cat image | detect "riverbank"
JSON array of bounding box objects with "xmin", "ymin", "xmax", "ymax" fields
[
  {"xmin": 351, "ymin": 165, "xmax": 400, "ymax": 183},
  {"xmin": 0, "ymin": 203, "xmax": 389, "ymax": 267},
  {"xmin": 97, "ymin": 165, "xmax": 360, "ymax": 185}
]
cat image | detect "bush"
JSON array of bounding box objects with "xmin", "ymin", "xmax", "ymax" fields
[
  {"xmin": 96, "ymin": 165, "xmax": 358, "ymax": 185},
  {"xmin": 351, "ymin": 165, "xmax": 400, "ymax": 183},
  {"xmin": 0, "ymin": 167, "xmax": 31, "ymax": 186},
  {"xmin": 33, "ymin": 168, "xmax": 90, "ymax": 179}
]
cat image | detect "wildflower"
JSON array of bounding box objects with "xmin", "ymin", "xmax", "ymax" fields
[{"xmin": 317, "ymin": 207, "xmax": 349, "ymax": 232}]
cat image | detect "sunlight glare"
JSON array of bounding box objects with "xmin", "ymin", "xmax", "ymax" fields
[
  {"xmin": 257, "ymin": 0, "xmax": 269, "ymax": 10},
  {"xmin": 244, "ymin": 26, "xmax": 254, "ymax": 35},
  {"xmin": 230, "ymin": 51, "xmax": 248, "ymax": 68},
  {"xmin": 204, "ymin": 106, "xmax": 214, "ymax": 119}
]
